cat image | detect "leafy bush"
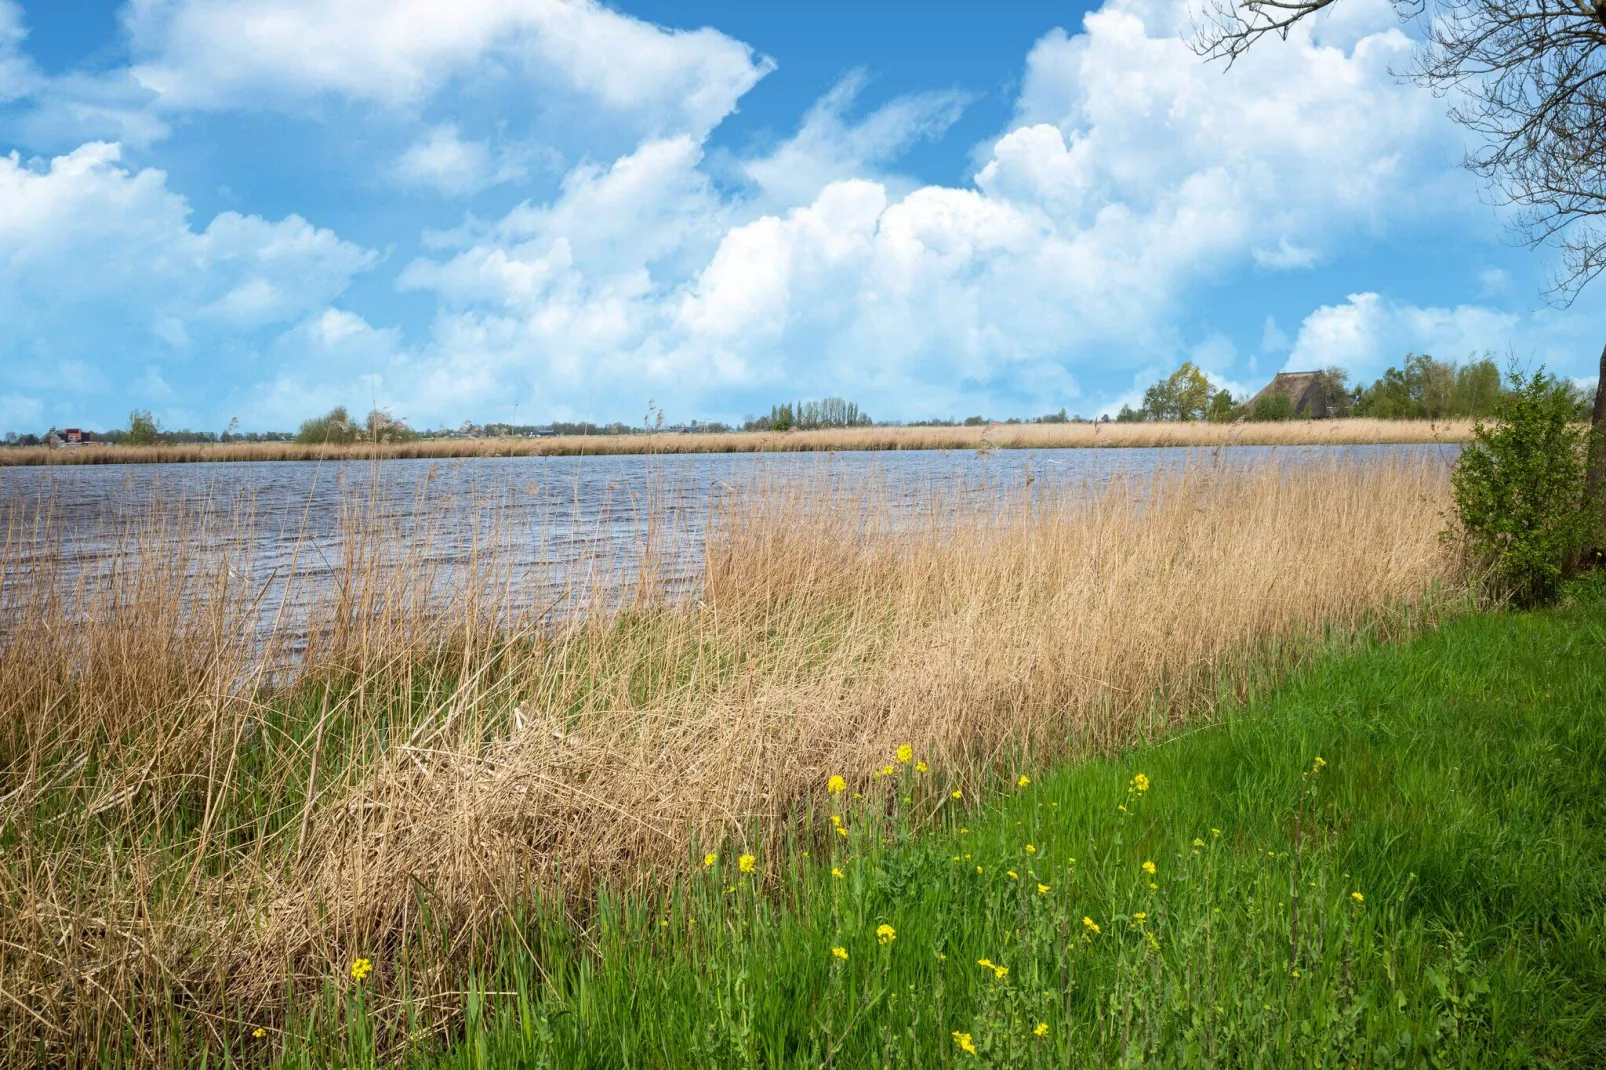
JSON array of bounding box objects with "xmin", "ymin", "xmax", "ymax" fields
[
  {"xmin": 1450, "ymin": 366, "xmax": 1593, "ymax": 606},
  {"xmin": 1141, "ymin": 361, "xmax": 1213, "ymax": 420},
  {"xmin": 126, "ymin": 409, "xmax": 160, "ymax": 446},
  {"xmin": 295, "ymin": 406, "xmax": 357, "ymax": 445},
  {"xmin": 1247, "ymin": 392, "xmax": 1294, "ymax": 422}
]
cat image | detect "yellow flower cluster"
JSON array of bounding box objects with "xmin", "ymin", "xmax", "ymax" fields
[
  {"xmin": 252, "ymin": 1027, "xmax": 267, "ymax": 1039},
  {"xmin": 1034, "ymin": 1022, "xmax": 1049, "ymax": 1037},
  {"xmin": 976, "ymin": 957, "xmax": 1008, "ymax": 980},
  {"xmin": 738, "ymin": 853, "xmax": 756, "ymax": 874},
  {"xmin": 953, "ymin": 1031, "xmax": 977, "ymax": 1054},
  {"xmin": 828, "ymin": 775, "xmax": 846, "ymax": 794},
  {"xmin": 1024, "ymin": 843, "xmax": 1036, "ymax": 854},
  {"xmin": 876, "ymin": 924, "xmax": 897, "ymax": 945},
  {"xmin": 1142, "ymin": 860, "xmax": 1157, "ymax": 875},
  {"xmin": 1017, "ymin": 774, "xmax": 1031, "ymax": 788},
  {"xmin": 349, "ymin": 958, "xmax": 373, "ymax": 982},
  {"xmin": 1082, "ymin": 916, "xmax": 1101, "ymax": 935},
  {"xmin": 1130, "ymin": 772, "xmax": 1150, "ymax": 792},
  {"xmin": 1351, "ymin": 891, "xmax": 1365, "ymax": 902},
  {"xmin": 896, "ymin": 744, "xmax": 913, "ymax": 764},
  {"xmin": 703, "ymin": 852, "xmax": 717, "ymax": 867},
  {"xmin": 832, "ymin": 867, "xmax": 844, "ymax": 879},
  {"xmin": 1037, "ymin": 883, "xmax": 1050, "ymax": 895},
  {"xmin": 832, "ymin": 946, "xmax": 849, "ymax": 961},
  {"xmin": 916, "ymin": 760, "xmax": 928, "ymax": 773}
]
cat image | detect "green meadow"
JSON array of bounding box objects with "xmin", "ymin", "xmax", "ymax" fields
[{"xmin": 266, "ymin": 579, "xmax": 1606, "ymax": 1069}]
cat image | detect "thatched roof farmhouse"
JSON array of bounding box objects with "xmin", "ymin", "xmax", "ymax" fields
[{"xmin": 1248, "ymin": 371, "xmax": 1329, "ymax": 418}]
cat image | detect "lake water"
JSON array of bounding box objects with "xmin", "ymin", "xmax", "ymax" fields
[{"xmin": 2, "ymin": 445, "xmax": 1456, "ymax": 636}]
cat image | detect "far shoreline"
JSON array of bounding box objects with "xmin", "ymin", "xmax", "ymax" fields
[{"xmin": 0, "ymin": 418, "xmax": 1473, "ymax": 467}]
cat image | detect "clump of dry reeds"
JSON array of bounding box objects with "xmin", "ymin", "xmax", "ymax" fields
[
  {"xmin": 0, "ymin": 418, "xmax": 1473, "ymax": 467},
  {"xmin": 0, "ymin": 457, "xmax": 1459, "ymax": 1063}
]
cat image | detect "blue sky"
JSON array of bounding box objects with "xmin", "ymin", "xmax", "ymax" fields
[{"xmin": 1, "ymin": 0, "xmax": 1601, "ymax": 433}]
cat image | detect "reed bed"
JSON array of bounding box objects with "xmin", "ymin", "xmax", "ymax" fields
[
  {"xmin": 0, "ymin": 457, "xmax": 1460, "ymax": 1064},
  {"xmin": 1, "ymin": 418, "xmax": 1473, "ymax": 467}
]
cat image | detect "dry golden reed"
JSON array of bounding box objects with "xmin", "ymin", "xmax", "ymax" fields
[
  {"xmin": 0, "ymin": 456, "xmax": 1459, "ymax": 1063},
  {"xmin": 1, "ymin": 417, "xmax": 1473, "ymax": 467}
]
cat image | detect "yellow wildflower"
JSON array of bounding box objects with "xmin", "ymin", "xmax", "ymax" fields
[
  {"xmin": 703, "ymin": 852, "xmax": 717, "ymax": 867},
  {"xmin": 1131, "ymin": 772, "xmax": 1150, "ymax": 792},
  {"xmin": 1082, "ymin": 916, "xmax": 1101, "ymax": 935},
  {"xmin": 1024, "ymin": 843, "xmax": 1037, "ymax": 854},
  {"xmin": 1193, "ymin": 838, "xmax": 1206, "ymax": 848},
  {"xmin": 1142, "ymin": 860, "xmax": 1156, "ymax": 875},
  {"xmin": 1007, "ymin": 870, "xmax": 1019, "ymax": 880},
  {"xmin": 831, "ymin": 814, "xmax": 841, "ymax": 827},
  {"xmin": 976, "ymin": 865, "xmax": 983, "ymax": 874},
  {"xmin": 836, "ymin": 825, "xmax": 848, "ymax": 837},
  {"xmin": 1017, "ymin": 774, "xmax": 1031, "ymax": 788},
  {"xmin": 252, "ymin": 1027, "xmax": 267, "ymax": 1039},
  {"xmin": 1211, "ymin": 828, "xmax": 1221, "ymax": 837},
  {"xmin": 881, "ymin": 764, "xmax": 895, "ymax": 777},
  {"xmin": 953, "ymin": 1031, "xmax": 977, "ymax": 1055},
  {"xmin": 1132, "ymin": 912, "xmax": 1147, "ymax": 922},
  {"xmin": 916, "ymin": 760, "xmax": 928, "ymax": 773},
  {"xmin": 1034, "ymin": 1022, "xmax": 1049, "ymax": 1037},
  {"xmin": 1037, "ymin": 883, "xmax": 1050, "ymax": 895},
  {"xmin": 896, "ymin": 744, "xmax": 913, "ymax": 764},
  {"xmin": 951, "ymin": 789, "xmax": 963, "ymax": 799},
  {"xmin": 832, "ymin": 946, "xmax": 849, "ymax": 961},
  {"xmin": 1313, "ymin": 756, "xmax": 1326, "ymax": 769},
  {"xmin": 876, "ymin": 924, "xmax": 896, "ymax": 945},
  {"xmin": 959, "ymin": 827, "xmax": 968, "ymax": 834},
  {"xmin": 828, "ymin": 775, "xmax": 846, "ymax": 794},
  {"xmin": 1351, "ymin": 891, "xmax": 1364, "ymax": 902},
  {"xmin": 1292, "ymin": 969, "xmax": 1301, "ymax": 979},
  {"xmin": 349, "ymin": 958, "xmax": 373, "ymax": 982},
  {"xmin": 832, "ymin": 867, "xmax": 844, "ymax": 879},
  {"xmin": 992, "ymin": 964, "xmax": 1009, "ymax": 980},
  {"xmin": 738, "ymin": 853, "xmax": 756, "ymax": 874}
]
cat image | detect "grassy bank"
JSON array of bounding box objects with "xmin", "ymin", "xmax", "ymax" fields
[
  {"xmin": 326, "ymin": 582, "xmax": 1605, "ymax": 1068},
  {"xmin": 0, "ymin": 460, "xmax": 1460, "ymax": 1064},
  {"xmin": 0, "ymin": 418, "xmax": 1472, "ymax": 466}
]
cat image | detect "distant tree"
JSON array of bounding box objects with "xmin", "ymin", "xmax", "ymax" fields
[
  {"xmin": 361, "ymin": 408, "xmax": 418, "ymax": 444},
  {"xmin": 126, "ymin": 409, "xmax": 160, "ymax": 446},
  {"xmin": 1311, "ymin": 366, "xmax": 1354, "ymax": 418},
  {"xmin": 1115, "ymin": 404, "xmax": 1146, "ymax": 423},
  {"xmin": 1038, "ymin": 408, "xmax": 1070, "ymax": 424},
  {"xmin": 1248, "ymin": 392, "xmax": 1296, "ymax": 422},
  {"xmin": 1142, "ymin": 361, "xmax": 1214, "ymax": 421},
  {"xmin": 1205, "ymin": 389, "xmax": 1239, "ymax": 423},
  {"xmin": 296, "ymin": 406, "xmax": 357, "ymax": 445}
]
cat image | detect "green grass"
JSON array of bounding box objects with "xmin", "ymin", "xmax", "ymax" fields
[{"xmin": 269, "ymin": 583, "xmax": 1606, "ymax": 1069}]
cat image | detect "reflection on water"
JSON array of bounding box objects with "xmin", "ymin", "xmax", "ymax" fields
[{"xmin": 2, "ymin": 445, "xmax": 1456, "ymax": 639}]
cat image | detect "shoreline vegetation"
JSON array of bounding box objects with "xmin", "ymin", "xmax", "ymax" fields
[
  {"xmin": 1, "ymin": 417, "xmax": 1474, "ymax": 466},
  {"xmin": 0, "ymin": 457, "xmax": 1464, "ymax": 1064}
]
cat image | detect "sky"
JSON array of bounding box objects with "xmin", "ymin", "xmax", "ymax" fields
[{"xmin": 1, "ymin": 0, "xmax": 1603, "ymax": 434}]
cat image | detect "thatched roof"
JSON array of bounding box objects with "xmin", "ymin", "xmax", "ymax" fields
[{"xmin": 1249, "ymin": 371, "xmax": 1327, "ymax": 417}]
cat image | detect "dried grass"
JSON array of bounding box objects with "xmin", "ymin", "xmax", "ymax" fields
[
  {"xmin": 0, "ymin": 456, "xmax": 1460, "ymax": 1063},
  {"xmin": 1, "ymin": 418, "xmax": 1472, "ymax": 467}
]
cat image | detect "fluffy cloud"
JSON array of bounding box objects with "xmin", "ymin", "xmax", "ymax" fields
[
  {"xmin": 393, "ymin": 123, "xmax": 532, "ymax": 196},
  {"xmin": 0, "ymin": 142, "xmax": 374, "ymax": 424},
  {"xmin": 124, "ymin": 0, "xmax": 771, "ymax": 138},
  {"xmin": 741, "ymin": 72, "xmax": 970, "ymax": 209},
  {"xmin": 373, "ymin": 0, "xmax": 1479, "ymax": 423}
]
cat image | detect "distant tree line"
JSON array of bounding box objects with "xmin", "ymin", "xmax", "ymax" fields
[
  {"xmin": 742, "ymin": 397, "xmax": 874, "ymax": 432},
  {"xmin": 1116, "ymin": 355, "xmax": 1597, "ymax": 424}
]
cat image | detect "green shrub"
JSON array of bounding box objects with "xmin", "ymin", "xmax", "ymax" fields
[
  {"xmin": 295, "ymin": 406, "xmax": 357, "ymax": 445},
  {"xmin": 1450, "ymin": 366, "xmax": 1592, "ymax": 606},
  {"xmin": 1247, "ymin": 392, "xmax": 1294, "ymax": 422},
  {"xmin": 126, "ymin": 409, "xmax": 160, "ymax": 446}
]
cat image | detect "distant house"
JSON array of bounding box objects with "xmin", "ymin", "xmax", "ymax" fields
[
  {"xmin": 1248, "ymin": 372, "xmax": 1329, "ymax": 418},
  {"xmin": 47, "ymin": 427, "xmax": 92, "ymax": 447}
]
